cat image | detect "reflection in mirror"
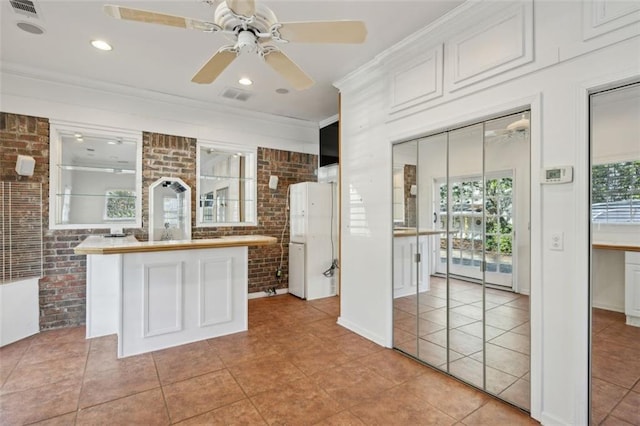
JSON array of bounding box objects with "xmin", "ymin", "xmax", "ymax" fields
[
  {"xmin": 49, "ymin": 122, "xmax": 142, "ymax": 229},
  {"xmin": 483, "ymin": 111, "xmax": 531, "ymax": 410},
  {"xmin": 149, "ymin": 177, "xmax": 191, "ymax": 241},
  {"xmin": 445, "ymin": 124, "xmax": 485, "ymax": 387},
  {"xmin": 590, "ymin": 83, "xmax": 640, "ymax": 424},
  {"xmin": 392, "ymin": 111, "xmax": 531, "ymax": 412},
  {"xmin": 414, "ymin": 133, "xmax": 450, "ymax": 369},
  {"xmin": 392, "ymin": 140, "xmax": 419, "ymax": 358},
  {"xmin": 197, "ymin": 142, "xmax": 256, "ymax": 226}
]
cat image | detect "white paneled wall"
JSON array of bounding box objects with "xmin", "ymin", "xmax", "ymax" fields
[{"xmin": 336, "ymin": 1, "xmax": 640, "ymax": 424}]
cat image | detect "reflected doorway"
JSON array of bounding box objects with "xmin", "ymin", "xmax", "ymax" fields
[
  {"xmin": 589, "ymin": 82, "xmax": 640, "ymax": 425},
  {"xmin": 392, "ymin": 110, "xmax": 531, "ymax": 410}
]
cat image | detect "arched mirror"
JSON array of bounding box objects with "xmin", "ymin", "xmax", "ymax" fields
[{"xmin": 149, "ymin": 177, "xmax": 191, "ymax": 241}]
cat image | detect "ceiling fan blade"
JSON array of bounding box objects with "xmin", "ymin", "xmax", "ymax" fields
[
  {"xmin": 104, "ymin": 5, "xmax": 215, "ymax": 31},
  {"xmin": 226, "ymin": 0, "xmax": 256, "ymax": 17},
  {"xmin": 264, "ymin": 50, "xmax": 314, "ymax": 91},
  {"xmin": 277, "ymin": 21, "xmax": 367, "ymax": 44},
  {"xmin": 192, "ymin": 50, "xmax": 237, "ymax": 84}
]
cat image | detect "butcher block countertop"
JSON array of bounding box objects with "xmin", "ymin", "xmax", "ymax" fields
[
  {"xmin": 394, "ymin": 228, "xmax": 455, "ymax": 237},
  {"xmin": 592, "ymin": 242, "xmax": 640, "ymax": 252},
  {"xmin": 74, "ymin": 235, "xmax": 277, "ymax": 255}
]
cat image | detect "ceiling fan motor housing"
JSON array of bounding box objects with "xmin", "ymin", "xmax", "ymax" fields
[{"xmin": 237, "ymin": 30, "xmax": 258, "ymax": 53}]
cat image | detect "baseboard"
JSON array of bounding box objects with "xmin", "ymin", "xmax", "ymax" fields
[
  {"xmin": 248, "ymin": 288, "xmax": 289, "ymax": 300},
  {"xmin": 336, "ymin": 316, "xmax": 388, "ymax": 347},
  {"xmin": 592, "ymin": 301, "xmax": 624, "ymax": 313}
]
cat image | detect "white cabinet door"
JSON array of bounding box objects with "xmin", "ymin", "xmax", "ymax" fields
[
  {"xmin": 289, "ymin": 243, "xmax": 305, "ymax": 298},
  {"xmin": 393, "ymin": 235, "xmax": 430, "ymax": 298},
  {"xmin": 625, "ymin": 252, "xmax": 640, "ymax": 327}
]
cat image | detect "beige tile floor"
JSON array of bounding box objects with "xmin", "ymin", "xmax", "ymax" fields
[
  {"xmin": 0, "ymin": 294, "xmax": 537, "ymax": 425},
  {"xmin": 591, "ymin": 308, "xmax": 640, "ymax": 425},
  {"xmin": 394, "ymin": 276, "xmax": 531, "ymax": 411}
]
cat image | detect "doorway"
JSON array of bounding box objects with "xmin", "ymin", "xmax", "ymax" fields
[
  {"xmin": 589, "ymin": 82, "xmax": 640, "ymax": 425},
  {"xmin": 392, "ymin": 110, "xmax": 531, "ymax": 410}
]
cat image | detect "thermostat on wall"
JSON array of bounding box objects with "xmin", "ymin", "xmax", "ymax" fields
[{"xmin": 541, "ymin": 165, "xmax": 573, "ymax": 184}]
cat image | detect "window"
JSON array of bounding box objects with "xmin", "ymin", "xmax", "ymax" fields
[
  {"xmin": 196, "ymin": 141, "xmax": 256, "ymax": 226},
  {"xmin": 104, "ymin": 189, "xmax": 136, "ymax": 220},
  {"xmin": 592, "ymin": 160, "xmax": 640, "ymax": 224},
  {"xmin": 393, "ymin": 166, "xmax": 405, "ymax": 224},
  {"xmin": 49, "ymin": 121, "xmax": 142, "ymax": 229}
]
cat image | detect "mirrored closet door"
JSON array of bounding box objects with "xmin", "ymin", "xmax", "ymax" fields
[
  {"xmin": 590, "ymin": 82, "xmax": 640, "ymax": 425},
  {"xmin": 393, "ymin": 110, "xmax": 531, "ymax": 410}
]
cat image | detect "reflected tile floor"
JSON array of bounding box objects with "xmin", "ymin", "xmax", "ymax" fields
[
  {"xmin": 0, "ymin": 294, "xmax": 536, "ymax": 425},
  {"xmin": 394, "ymin": 276, "xmax": 531, "ymax": 411},
  {"xmin": 591, "ymin": 308, "xmax": 640, "ymax": 426}
]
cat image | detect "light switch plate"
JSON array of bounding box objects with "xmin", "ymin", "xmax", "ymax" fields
[{"xmin": 550, "ymin": 232, "xmax": 564, "ymax": 251}]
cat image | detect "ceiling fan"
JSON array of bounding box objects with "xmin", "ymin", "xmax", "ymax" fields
[
  {"xmin": 104, "ymin": 0, "xmax": 367, "ymax": 90},
  {"xmin": 484, "ymin": 114, "xmax": 530, "ymax": 138}
]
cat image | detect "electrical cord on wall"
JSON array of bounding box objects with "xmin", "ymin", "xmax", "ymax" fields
[
  {"xmin": 323, "ymin": 181, "xmax": 338, "ymax": 277},
  {"xmin": 277, "ymin": 184, "xmax": 291, "ymax": 277}
]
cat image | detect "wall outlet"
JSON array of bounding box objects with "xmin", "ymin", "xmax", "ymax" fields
[
  {"xmin": 275, "ymin": 268, "xmax": 282, "ymax": 278},
  {"xmin": 550, "ymin": 232, "xmax": 564, "ymax": 251}
]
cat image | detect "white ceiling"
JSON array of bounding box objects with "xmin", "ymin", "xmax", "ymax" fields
[{"xmin": 0, "ymin": 0, "xmax": 464, "ymax": 123}]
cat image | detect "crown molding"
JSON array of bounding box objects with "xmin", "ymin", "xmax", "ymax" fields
[
  {"xmin": 0, "ymin": 61, "xmax": 318, "ymax": 130},
  {"xmin": 335, "ymin": 0, "xmax": 480, "ymax": 91}
]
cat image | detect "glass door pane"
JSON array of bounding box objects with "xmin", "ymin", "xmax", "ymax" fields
[
  {"xmin": 483, "ymin": 111, "xmax": 531, "ymax": 410},
  {"xmin": 416, "ymin": 133, "xmax": 449, "ymax": 368},
  {"xmin": 445, "ymin": 124, "xmax": 485, "ymax": 385},
  {"xmin": 392, "ymin": 140, "xmax": 419, "ymax": 357}
]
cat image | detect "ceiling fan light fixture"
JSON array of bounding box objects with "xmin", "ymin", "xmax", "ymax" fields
[
  {"xmin": 91, "ymin": 39, "xmax": 113, "ymax": 51},
  {"xmin": 238, "ymin": 77, "xmax": 253, "ymax": 86},
  {"xmin": 506, "ymin": 114, "xmax": 530, "ymax": 132}
]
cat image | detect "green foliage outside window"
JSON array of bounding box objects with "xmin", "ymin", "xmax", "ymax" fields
[
  {"xmin": 592, "ymin": 161, "xmax": 640, "ymax": 223},
  {"xmin": 439, "ymin": 177, "xmax": 513, "ymax": 255},
  {"xmin": 105, "ymin": 190, "xmax": 136, "ymax": 219}
]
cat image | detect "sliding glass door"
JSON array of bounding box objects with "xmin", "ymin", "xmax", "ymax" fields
[{"xmin": 392, "ymin": 110, "xmax": 531, "ymax": 410}]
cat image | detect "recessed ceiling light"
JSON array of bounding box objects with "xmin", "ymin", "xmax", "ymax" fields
[
  {"xmin": 74, "ymin": 133, "xmax": 83, "ymax": 138},
  {"xmin": 75, "ymin": 137, "xmax": 84, "ymax": 143},
  {"xmin": 275, "ymin": 88, "xmax": 289, "ymax": 94},
  {"xmin": 91, "ymin": 39, "xmax": 112, "ymax": 51},
  {"xmin": 107, "ymin": 141, "xmax": 117, "ymax": 145},
  {"xmin": 238, "ymin": 77, "xmax": 253, "ymax": 86}
]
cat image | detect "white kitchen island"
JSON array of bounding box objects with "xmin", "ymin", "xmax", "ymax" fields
[{"xmin": 75, "ymin": 235, "xmax": 276, "ymax": 357}]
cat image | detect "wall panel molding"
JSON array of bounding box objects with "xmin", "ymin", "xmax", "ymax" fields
[
  {"xmin": 446, "ymin": 1, "xmax": 533, "ymax": 92},
  {"xmin": 143, "ymin": 261, "xmax": 183, "ymax": 337},
  {"xmin": 583, "ymin": 0, "xmax": 640, "ymax": 40},
  {"xmin": 199, "ymin": 257, "xmax": 233, "ymax": 327},
  {"xmin": 389, "ymin": 45, "xmax": 443, "ymax": 115}
]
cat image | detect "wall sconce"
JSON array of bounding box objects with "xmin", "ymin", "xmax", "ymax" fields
[
  {"xmin": 15, "ymin": 155, "xmax": 36, "ymax": 177},
  {"xmin": 268, "ymin": 175, "xmax": 278, "ymax": 190}
]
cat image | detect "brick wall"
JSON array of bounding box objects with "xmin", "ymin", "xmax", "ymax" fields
[
  {"xmin": 1, "ymin": 112, "xmax": 317, "ymax": 329},
  {"xmin": 133, "ymin": 132, "xmax": 198, "ymax": 240},
  {"xmin": 1, "ymin": 113, "xmax": 91, "ymax": 329},
  {"xmin": 404, "ymin": 164, "xmax": 417, "ymax": 227}
]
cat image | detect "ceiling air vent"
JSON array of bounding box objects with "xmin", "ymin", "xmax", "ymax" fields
[
  {"xmin": 220, "ymin": 87, "xmax": 252, "ymax": 102},
  {"xmin": 10, "ymin": 0, "xmax": 39, "ymax": 18}
]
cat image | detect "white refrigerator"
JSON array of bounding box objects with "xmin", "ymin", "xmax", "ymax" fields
[{"xmin": 288, "ymin": 182, "xmax": 337, "ymax": 300}]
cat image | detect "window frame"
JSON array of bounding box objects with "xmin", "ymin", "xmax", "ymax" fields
[
  {"xmin": 591, "ymin": 160, "xmax": 640, "ymax": 225},
  {"xmin": 196, "ymin": 140, "xmax": 257, "ymax": 227},
  {"xmin": 49, "ymin": 120, "xmax": 143, "ymax": 230}
]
